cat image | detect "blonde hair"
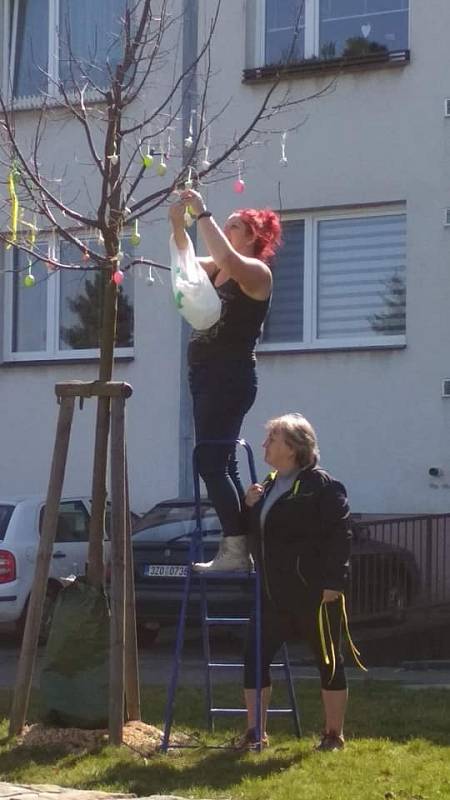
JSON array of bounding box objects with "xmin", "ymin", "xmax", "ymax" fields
[{"xmin": 266, "ymin": 413, "xmax": 320, "ymax": 469}]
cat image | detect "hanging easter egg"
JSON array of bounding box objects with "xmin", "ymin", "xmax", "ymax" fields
[
  {"xmin": 202, "ymin": 159, "xmax": 211, "ymax": 170},
  {"xmin": 112, "ymin": 269, "xmax": 124, "ymax": 285},
  {"xmin": 184, "ymin": 136, "xmax": 193, "ymax": 148},
  {"xmin": 233, "ymin": 178, "xmax": 245, "ymax": 194},
  {"xmin": 142, "ymin": 153, "xmax": 153, "ymax": 169},
  {"xmin": 82, "ymin": 249, "xmax": 90, "ymax": 262},
  {"xmin": 157, "ymin": 160, "xmax": 167, "ymax": 176},
  {"xmin": 130, "ymin": 220, "xmax": 141, "ymax": 246},
  {"xmin": 23, "ymin": 273, "xmax": 36, "ymax": 287},
  {"xmin": 280, "ymin": 155, "xmax": 288, "ymax": 167}
]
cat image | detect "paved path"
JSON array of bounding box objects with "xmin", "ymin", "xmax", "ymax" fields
[
  {"xmin": 0, "ymin": 785, "xmax": 190, "ymax": 800},
  {"xmin": 2, "ymin": 635, "xmax": 450, "ymax": 689}
]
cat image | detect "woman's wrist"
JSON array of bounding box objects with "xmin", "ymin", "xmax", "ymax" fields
[{"xmin": 196, "ymin": 210, "xmax": 213, "ymax": 221}]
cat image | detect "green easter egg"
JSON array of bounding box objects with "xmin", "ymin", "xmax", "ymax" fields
[
  {"xmin": 23, "ymin": 274, "xmax": 36, "ymax": 287},
  {"xmin": 142, "ymin": 154, "xmax": 153, "ymax": 168},
  {"xmin": 157, "ymin": 162, "xmax": 167, "ymax": 176}
]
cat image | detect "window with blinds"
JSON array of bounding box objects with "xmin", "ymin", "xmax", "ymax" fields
[
  {"xmin": 262, "ymin": 219, "xmax": 304, "ymax": 343},
  {"xmin": 260, "ymin": 209, "xmax": 406, "ymax": 350},
  {"xmin": 317, "ymin": 214, "xmax": 406, "ymax": 340}
]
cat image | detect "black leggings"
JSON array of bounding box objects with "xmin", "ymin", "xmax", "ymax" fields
[
  {"xmin": 244, "ymin": 599, "xmax": 347, "ymax": 691},
  {"xmin": 189, "ymin": 359, "xmax": 257, "ymax": 537}
]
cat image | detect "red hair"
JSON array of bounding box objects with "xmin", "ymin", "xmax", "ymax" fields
[{"xmin": 236, "ymin": 208, "xmax": 282, "ymax": 263}]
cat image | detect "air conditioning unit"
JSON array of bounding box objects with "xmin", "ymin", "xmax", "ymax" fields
[
  {"xmin": 442, "ymin": 379, "xmax": 450, "ymax": 398},
  {"xmin": 444, "ymin": 209, "xmax": 450, "ymax": 227},
  {"xmin": 445, "ymin": 98, "xmax": 450, "ymax": 117}
]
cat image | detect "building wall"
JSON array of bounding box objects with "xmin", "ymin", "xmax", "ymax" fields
[
  {"xmin": 195, "ymin": 0, "xmax": 450, "ymax": 513},
  {"xmin": 1, "ymin": 2, "xmax": 450, "ymax": 517}
]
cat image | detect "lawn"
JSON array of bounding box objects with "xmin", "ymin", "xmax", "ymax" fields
[{"xmin": 1, "ymin": 680, "xmax": 449, "ymax": 800}]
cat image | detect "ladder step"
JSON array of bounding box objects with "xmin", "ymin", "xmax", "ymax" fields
[
  {"xmin": 205, "ymin": 617, "xmax": 249, "ymax": 624},
  {"xmin": 210, "ymin": 708, "xmax": 248, "ymax": 714},
  {"xmin": 267, "ymin": 708, "xmax": 296, "ymax": 715},
  {"xmin": 211, "ymin": 707, "xmax": 294, "ymax": 715}
]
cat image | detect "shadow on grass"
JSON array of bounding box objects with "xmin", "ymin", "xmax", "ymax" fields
[{"xmin": 76, "ymin": 748, "xmax": 302, "ymax": 795}]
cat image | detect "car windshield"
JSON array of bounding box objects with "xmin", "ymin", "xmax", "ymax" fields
[
  {"xmin": 0, "ymin": 505, "xmax": 15, "ymax": 541},
  {"xmin": 132, "ymin": 502, "xmax": 220, "ymax": 543}
]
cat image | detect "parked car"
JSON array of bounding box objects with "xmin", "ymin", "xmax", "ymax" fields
[
  {"xmin": 132, "ymin": 498, "xmax": 251, "ymax": 641},
  {"xmin": 349, "ymin": 522, "xmax": 421, "ymax": 624},
  {"xmin": 132, "ymin": 499, "xmax": 422, "ymax": 639},
  {"xmin": 0, "ymin": 495, "xmax": 111, "ymax": 641}
]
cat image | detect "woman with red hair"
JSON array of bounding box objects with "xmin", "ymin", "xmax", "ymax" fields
[{"xmin": 169, "ymin": 188, "xmax": 281, "ymax": 571}]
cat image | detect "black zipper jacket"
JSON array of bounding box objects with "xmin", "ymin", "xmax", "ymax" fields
[{"xmin": 248, "ymin": 466, "xmax": 352, "ymax": 611}]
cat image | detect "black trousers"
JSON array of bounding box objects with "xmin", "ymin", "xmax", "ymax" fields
[
  {"xmin": 244, "ymin": 597, "xmax": 347, "ymax": 691},
  {"xmin": 189, "ymin": 358, "xmax": 257, "ymax": 536}
]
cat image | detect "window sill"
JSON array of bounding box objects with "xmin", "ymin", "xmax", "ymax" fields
[
  {"xmin": 257, "ymin": 338, "xmax": 406, "ymax": 355},
  {"xmin": 0, "ymin": 354, "xmax": 134, "ymax": 368},
  {"xmin": 4, "ymin": 87, "xmax": 107, "ymax": 113},
  {"xmin": 243, "ymin": 49, "xmax": 410, "ymax": 83}
]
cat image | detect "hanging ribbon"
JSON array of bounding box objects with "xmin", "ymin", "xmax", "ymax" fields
[
  {"xmin": 6, "ymin": 163, "xmax": 20, "ymax": 249},
  {"xmin": 318, "ymin": 594, "xmax": 367, "ymax": 685}
]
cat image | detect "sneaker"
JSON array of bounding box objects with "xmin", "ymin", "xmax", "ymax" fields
[
  {"xmin": 315, "ymin": 731, "xmax": 345, "ymax": 752},
  {"xmin": 232, "ymin": 728, "xmax": 270, "ymax": 752},
  {"xmin": 193, "ymin": 535, "xmax": 251, "ymax": 573}
]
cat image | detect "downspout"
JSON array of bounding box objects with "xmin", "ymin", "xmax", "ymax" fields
[{"xmin": 178, "ymin": 0, "xmax": 198, "ymax": 497}]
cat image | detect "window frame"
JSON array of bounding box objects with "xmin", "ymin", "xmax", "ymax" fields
[
  {"xmin": 2, "ymin": 235, "xmax": 135, "ymax": 363},
  {"xmin": 0, "ymin": 0, "xmax": 123, "ymax": 109},
  {"xmin": 252, "ymin": 0, "xmax": 410, "ymax": 70},
  {"xmin": 258, "ymin": 204, "xmax": 407, "ymax": 354}
]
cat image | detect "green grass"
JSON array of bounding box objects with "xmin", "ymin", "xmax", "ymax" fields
[{"xmin": 1, "ymin": 680, "xmax": 450, "ymax": 799}]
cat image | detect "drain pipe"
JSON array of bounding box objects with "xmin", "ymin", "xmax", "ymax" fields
[{"xmin": 178, "ymin": 0, "xmax": 198, "ymax": 497}]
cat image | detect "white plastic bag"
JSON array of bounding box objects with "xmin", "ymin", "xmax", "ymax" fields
[{"xmin": 169, "ymin": 233, "xmax": 222, "ymax": 330}]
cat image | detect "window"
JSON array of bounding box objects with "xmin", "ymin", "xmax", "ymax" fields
[
  {"xmin": 261, "ymin": 209, "xmax": 406, "ymax": 350},
  {"xmin": 39, "ymin": 501, "xmax": 90, "ymax": 543},
  {"xmin": 250, "ymin": 0, "xmax": 409, "ymax": 67},
  {"xmin": 3, "ymin": 235, "xmax": 134, "ymax": 361},
  {"xmin": 2, "ymin": 0, "xmax": 125, "ymax": 104}
]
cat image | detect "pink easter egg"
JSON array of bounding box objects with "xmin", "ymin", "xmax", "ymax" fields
[
  {"xmin": 233, "ymin": 178, "xmax": 245, "ymax": 194},
  {"xmin": 112, "ymin": 269, "xmax": 124, "ymax": 285}
]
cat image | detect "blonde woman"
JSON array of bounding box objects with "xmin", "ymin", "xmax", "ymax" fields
[{"xmin": 237, "ymin": 413, "xmax": 352, "ymax": 752}]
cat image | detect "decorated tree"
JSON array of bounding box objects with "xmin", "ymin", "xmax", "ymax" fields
[{"xmin": 0, "ymin": 0, "xmax": 328, "ymax": 586}]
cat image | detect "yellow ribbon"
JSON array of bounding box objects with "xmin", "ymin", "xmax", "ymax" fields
[
  {"xmin": 318, "ymin": 594, "xmax": 367, "ymax": 686},
  {"xmin": 7, "ymin": 168, "xmax": 19, "ymax": 249}
]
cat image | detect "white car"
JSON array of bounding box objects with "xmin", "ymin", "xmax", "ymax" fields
[{"xmin": 0, "ymin": 495, "xmax": 110, "ymax": 639}]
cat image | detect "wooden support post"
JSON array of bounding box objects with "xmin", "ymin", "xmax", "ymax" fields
[
  {"xmin": 9, "ymin": 396, "xmax": 75, "ymax": 737},
  {"xmin": 124, "ymin": 458, "xmax": 141, "ymax": 721},
  {"xmin": 109, "ymin": 396, "xmax": 127, "ymax": 745}
]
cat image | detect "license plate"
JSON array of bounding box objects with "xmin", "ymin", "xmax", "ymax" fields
[{"xmin": 144, "ymin": 564, "xmax": 188, "ymax": 578}]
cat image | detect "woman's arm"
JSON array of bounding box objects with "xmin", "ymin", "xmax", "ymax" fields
[
  {"xmin": 319, "ymin": 480, "xmax": 352, "ymax": 594},
  {"xmin": 181, "ymin": 189, "xmax": 272, "ymax": 300},
  {"xmin": 168, "ymin": 200, "xmax": 189, "ymax": 250},
  {"xmin": 169, "ymin": 200, "xmax": 218, "ymax": 277}
]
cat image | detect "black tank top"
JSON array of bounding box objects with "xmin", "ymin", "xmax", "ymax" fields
[{"xmin": 187, "ymin": 278, "xmax": 271, "ymax": 364}]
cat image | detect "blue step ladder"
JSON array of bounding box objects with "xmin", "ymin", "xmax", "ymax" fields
[{"xmin": 161, "ymin": 439, "xmax": 301, "ymax": 752}]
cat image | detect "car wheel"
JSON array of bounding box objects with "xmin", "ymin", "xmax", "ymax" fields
[
  {"xmin": 137, "ymin": 621, "xmax": 160, "ymax": 647},
  {"xmin": 387, "ymin": 584, "xmax": 409, "ymax": 625}
]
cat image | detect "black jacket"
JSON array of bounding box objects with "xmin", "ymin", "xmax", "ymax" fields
[{"xmin": 248, "ymin": 466, "xmax": 352, "ymax": 611}]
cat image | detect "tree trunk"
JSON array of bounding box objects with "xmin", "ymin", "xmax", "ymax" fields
[{"xmin": 87, "ymin": 273, "xmax": 118, "ymax": 586}]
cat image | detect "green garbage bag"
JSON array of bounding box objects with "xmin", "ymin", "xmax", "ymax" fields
[{"xmin": 40, "ymin": 578, "xmax": 110, "ymax": 728}]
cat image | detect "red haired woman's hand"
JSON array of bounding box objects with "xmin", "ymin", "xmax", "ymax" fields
[{"xmin": 180, "ymin": 188, "xmax": 206, "ymax": 217}]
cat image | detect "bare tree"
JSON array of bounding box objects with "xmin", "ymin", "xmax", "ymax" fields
[{"xmin": 0, "ymin": 0, "xmax": 331, "ymax": 586}]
